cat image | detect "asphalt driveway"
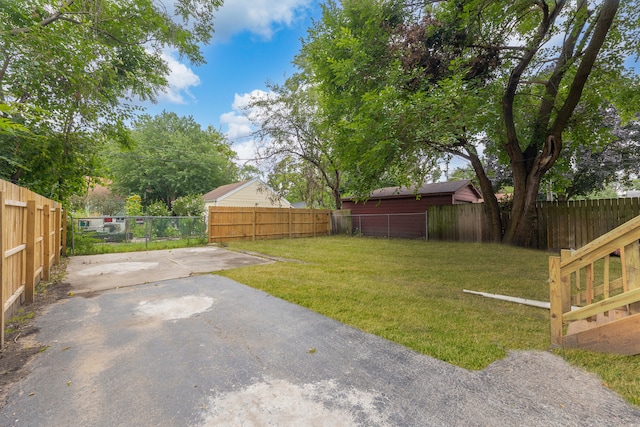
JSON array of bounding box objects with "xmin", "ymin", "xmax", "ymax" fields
[{"xmin": 1, "ymin": 247, "xmax": 640, "ymax": 426}]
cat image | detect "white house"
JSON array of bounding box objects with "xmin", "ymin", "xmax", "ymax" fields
[{"xmin": 202, "ymin": 178, "xmax": 292, "ymax": 209}]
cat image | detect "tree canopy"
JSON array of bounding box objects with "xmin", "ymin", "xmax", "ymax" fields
[
  {"xmin": 247, "ymin": 77, "xmax": 344, "ymax": 209},
  {"xmin": 549, "ymin": 108, "xmax": 640, "ymax": 200},
  {"xmin": 0, "ymin": 0, "xmax": 222, "ymax": 201},
  {"xmin": 107, "ymin": 111, "xmax": 238, "ymax": 207},
  {"xmin": 297, "ymin": 0, "xmax": 640, "ymax": 245}
]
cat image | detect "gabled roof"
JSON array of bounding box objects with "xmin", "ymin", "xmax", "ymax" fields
[
  {"xmin": 202, "ymin": 179, "xmax": 253, "ymax": 202},
  {"xmin": 343, "ymin": 180, "xmax": 482, "ymax": 201},
  {"xmin": 202, "ymin": 178, "xmax": 292, "ymax": 207}
]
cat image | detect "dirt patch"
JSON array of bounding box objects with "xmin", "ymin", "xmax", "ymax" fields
[{"xmin": 0, "ymin": 259, "xmax": 71, "ymax": 409}]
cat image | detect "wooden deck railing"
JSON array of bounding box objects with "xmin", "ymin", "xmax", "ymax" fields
[{"xmin": 549, "ymin": 214, "xmax": 640, "ymax": 352}]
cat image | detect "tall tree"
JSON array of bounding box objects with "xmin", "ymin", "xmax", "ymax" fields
[
  {"xmin": 248, "ymin": 77, "xmax": 344, "ymax": 209},
  {"xmin": 108, "ymin": 112, "xmax": 238, "ymax": 207},
  {"xmin": 0, "ymin": 0, "xmax": 222, "ymax": 201},
  {"xmin": 267, "ymin": 155, "xmax": 337, "ymax": 208},
  {"xmin": 298, "ymin": 0, "xmax": 640, "ymax": 245}
]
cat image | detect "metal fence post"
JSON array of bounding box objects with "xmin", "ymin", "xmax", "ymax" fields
[
  {"xmin": 145, "ymin": 216, "xmax": 150, "ymax": 249},
  {"xmin": 71, "ymin": 215, "xmax": 75, "ymax": 254},
  {"xmin": 425, "ymin": 211, "xmax": 428, "ymax": 241}
]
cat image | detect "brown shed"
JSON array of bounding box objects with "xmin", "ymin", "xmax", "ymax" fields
[{"xmin": 340, "ymin": 180, "xmax": 482, "ymax": 238}]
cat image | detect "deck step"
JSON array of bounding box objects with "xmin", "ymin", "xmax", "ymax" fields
[
  {"xmin": 566, "ymin": 308, "xmax": 630, "ymax": 335},
  {"xmin": 563, "ymin": 311, "xmax": 640, "ymax": 355}
]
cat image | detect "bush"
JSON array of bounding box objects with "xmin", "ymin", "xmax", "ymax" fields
[
  {"xmin": 125, "ymin": 195, "xmax": 143, "ymax": 216},
  {"xmin": 172, "ymin": 194, "xmax": 205, "ymax": 217},
  {"xmin": 146, "ymin": 200, "xmax": 171, "ymax": 216},
  {"xmin": 70, "ymin": 231, "xmax": 102, "ymax": 255},
  {"xmin": 146, "ymin": 201, "xmax": 171, "ymax": 237}
]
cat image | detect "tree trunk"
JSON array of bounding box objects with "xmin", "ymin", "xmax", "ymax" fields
[
  {"xmin": 503, "ymin": 140, "xmax": 556, "ymax": 246},
  {"xmin": 332, "ymin": 186, "xmax": 342, "ymax": 210},
  {"xmin": 467, "ymin": 149, "xmax": 501, "ymax": 242},
  {"xmin": 503, "ymin": 176, "xmax": 543, "ymax": 247}
]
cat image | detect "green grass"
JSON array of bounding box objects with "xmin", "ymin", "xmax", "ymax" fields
[
  {"xmin": 71, "ymin": 237, "xmax": 209, "ymax": 255},
  {"xmin": 218, "ymin": 236, "xmax": 640, "ymax": 406},
  {"xmin": 4, "ymin": 308, "xmax": 35, "ymax": 335},
  {"xmin": 557, "ymin": 349, "xmax": 640, "ymax": 406}
]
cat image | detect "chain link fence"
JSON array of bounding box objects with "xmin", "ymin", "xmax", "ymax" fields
[
  {"xmin": 69, "ymin": 216, "xmax": 206, "ymax": 253},
  {"xmin": 332, "ymin": 212, "xmax": 428, "ymax": 240}
]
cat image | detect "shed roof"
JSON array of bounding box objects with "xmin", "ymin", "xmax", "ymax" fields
[{"xmin": 342, "ymin": 180, "xmax": 481, "ymax": 201}]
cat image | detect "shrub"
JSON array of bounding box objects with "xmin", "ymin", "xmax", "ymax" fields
[
  {"xmin": 146, "ymin": 200, "xmax": 171, "ymax": 216},
  {"xmin": 125, "ymin": 195, "xmax": 143, "ymax": 216},
  {"xmin": 172, "ymin": 194, "xmax": 205, "ymax": 217}
]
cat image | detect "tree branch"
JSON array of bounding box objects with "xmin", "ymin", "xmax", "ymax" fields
[
  {"xmin": 7, "ymin": 0, "xmax": 76, "ymax": 35},
  {"xmin": 552, "ymin": 0, "xmax": 619, "ymax": 136},
  {"xmin": 525, "ymin": 0, "xmax": 588, "ymax": 164},
  {"xmin": 0, "ymin": 53, "xmax": 12, "ymax": 96},
  {"xmin": 502, "ymin": 1, "xmax": 566, "ymax": 162}
]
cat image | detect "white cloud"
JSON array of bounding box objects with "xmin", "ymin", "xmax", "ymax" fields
[
  {"xmin": 221, "ymin": 90, "xmax": 275, "ymax": 163},
  {"xmin": 157, "ymin": 50, "xmax": 201, "ymax": 104},
  {"xmin": 220, "ymin": 111, "xmax": 252, "ymax": 141},
  {"xmin": 213, "ymin": 0, "xmax": 312, "ymax": 41}
]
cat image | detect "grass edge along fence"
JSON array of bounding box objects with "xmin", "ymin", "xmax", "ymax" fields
[
  {"xmin": 208, "ymin": 207, "xmax": 331, "ymax": 242},
  {"xmin": 1, "ymin": 179, "xmax": 65, "ymax": 349}
]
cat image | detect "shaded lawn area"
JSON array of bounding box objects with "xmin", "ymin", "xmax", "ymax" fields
[{"xmin": 219, "ymin": 236, "xmax": 640, "ymax": 406}]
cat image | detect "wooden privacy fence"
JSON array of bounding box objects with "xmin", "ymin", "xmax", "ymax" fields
[
  {"xmin": 208, "ymin": 207, "xmax": 331, "ymax": 243},
  {"xmin": 428, "ymin": 198, "xmax": 640, "ymax": 250},
  {"xmin": 427, "ymin": 203, "xmax": 490, "ymax": 243},
  {"xmin": 541, "ymin": 198, "xmax": 640, "ymax": 250},
  {"xmin": 1, "ymin": 179, "xmax": 65, "ymax": 348}
]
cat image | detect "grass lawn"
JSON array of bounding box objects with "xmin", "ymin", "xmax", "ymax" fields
[{"xmin": 218, "ymin": 236, "xmax": 640, "ymax": 406}]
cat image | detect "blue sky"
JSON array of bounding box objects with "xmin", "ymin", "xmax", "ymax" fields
[{"xmin": 142, "ymin": 0, "xmax": 323, "ymax": 162}]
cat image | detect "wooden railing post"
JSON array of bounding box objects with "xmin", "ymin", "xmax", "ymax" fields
[
  {"xmin": 560, "ymin": 250, "xmax": 572, "ymax": 313},
  {"xmin": 25, "ymin": 200, "xmax": 36, "ymax": 304},
  {"xmin": 549, "ymin": 255, "xmax": 564, "ymax": 347},
  {"xmin": 624, "ymin": 240, "xmax": 640, "ymax": 314}
]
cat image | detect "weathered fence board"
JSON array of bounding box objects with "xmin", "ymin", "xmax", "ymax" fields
[
  {"xmin": 427, "ymin": 203, "xmax": 487, "ymax": 242},
  {"xmin": 428, "ymin": 198, "xmax": 640, "ymax": 250},
  {"xmin": 208, "ymin": 207, "xmax": 331, "ymax": 243},
  {"xmin": 0, "ymin": 179, "xmax": 64, "ymax": 348}
]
